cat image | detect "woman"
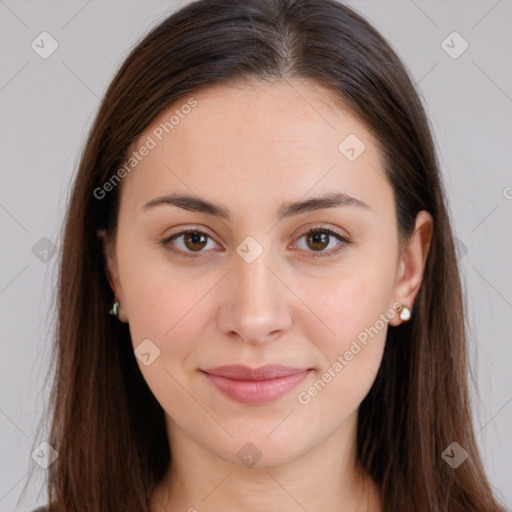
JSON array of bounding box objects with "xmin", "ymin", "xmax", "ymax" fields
[{"xmin": 28, "ymin": 0, "xmax": 507, "ymax": 510}]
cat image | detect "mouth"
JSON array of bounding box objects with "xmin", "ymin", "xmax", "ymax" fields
[{"xmin": 200, "ymin": 364, "xmax": 313, "ymax": 404}]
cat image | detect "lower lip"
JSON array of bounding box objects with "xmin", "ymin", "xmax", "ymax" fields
[{"xmin": 203, "ymin": 370, "xmax": 311, "ymax": 404}]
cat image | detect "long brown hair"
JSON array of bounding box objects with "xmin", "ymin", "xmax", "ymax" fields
[{"xmin": 27, "ymin": 0, "xmax": 506, "ymax": 510}]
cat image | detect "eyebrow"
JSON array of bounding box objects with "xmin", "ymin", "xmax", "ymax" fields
[{"xmin": 141, "ymin": 191, "xmax": 370, "ymax": 220}]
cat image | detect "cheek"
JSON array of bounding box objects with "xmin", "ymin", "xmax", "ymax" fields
[
  {"xmin": 302, "ymin": 264, "xmax": 393, "ymax": 348},
  {"xmin": 118, "ymin": 256, "xmax": 223, "ymax": 418},
  {"xmin": 120, "ymin": 265, "xmax": 215, "ymax": 422},
  {"xmin": 295, "ymin": 268, "xmax": 393, "ymax": 407},
  {"xmin": 116, "ymin": 238, "xmax": 216, "ymax": 346}
]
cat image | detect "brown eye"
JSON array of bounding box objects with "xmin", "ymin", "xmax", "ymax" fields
[
  {"xmin": 161, "ymin": 229, "xmax": 219, "ymax": 258},
  {"xmin": 182, "ymin": 231, "xmax": 208, "ymax": 251},
  {"xmin": 294, "ymin": 227, "xmax": 350, "ymax": 258},
  {"xmin": 305, "ymin": 231, "xmax": 330, "ymax": 251}
]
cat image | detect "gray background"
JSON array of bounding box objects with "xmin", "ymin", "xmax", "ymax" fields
[{"xmin": 0, "ymin": 0, "xmax": 511, "ymax": 510}]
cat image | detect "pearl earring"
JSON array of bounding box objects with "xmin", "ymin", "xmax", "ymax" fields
[
  {"xmin": 396, "ymin": 304, "xmax": 411, "ymax": 322},
  {"xmin": 109, "ymin": 301, "xmax": 119, "ymax": 316}
]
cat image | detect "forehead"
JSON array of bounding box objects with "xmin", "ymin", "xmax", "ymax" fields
[
  {"xmin": 144, "ymin": 78, "xmax": 368, "ymax": 153},
  {"xmin": 120, "ymin": 78, "xmax": 392, "ymax": 220}
]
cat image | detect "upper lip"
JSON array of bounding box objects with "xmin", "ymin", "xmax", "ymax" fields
[{"xmin": 202, "ymin": 364, "xmax": 310, "ymax": 381}]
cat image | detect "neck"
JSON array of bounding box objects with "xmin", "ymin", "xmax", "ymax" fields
[{"xmin": 151, "ymin": 411, "xmax": 381, "ymax": 512}]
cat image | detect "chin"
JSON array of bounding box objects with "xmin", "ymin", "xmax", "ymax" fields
[{"xmin": 204, "ymin": 425, "xmax": 319, "ymax": 469}]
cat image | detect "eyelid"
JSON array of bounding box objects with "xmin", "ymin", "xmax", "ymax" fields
[{"xmin": 293, "ymin": 223, "xmax": 349, "ymax": 241}]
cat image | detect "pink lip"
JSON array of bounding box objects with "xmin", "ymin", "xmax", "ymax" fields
[{"xmin": 201, "ymin": 365, "xmax": 312, "ymax": 404}]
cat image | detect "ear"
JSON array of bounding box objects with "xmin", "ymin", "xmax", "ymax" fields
[
  {"xmin": 388, "ymin": 210, "xmax": 433, "ymax": 326},
  {"xmin": 96, "ymin": 229, "xmax": 129, "ymax": 323}
]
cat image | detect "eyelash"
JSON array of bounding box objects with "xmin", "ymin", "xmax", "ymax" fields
[{"xmin": 160, "ymin": 225, "xmax": 351, "ymax": 259}]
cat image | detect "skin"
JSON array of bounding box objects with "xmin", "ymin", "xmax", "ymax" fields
[{"xmin": 99, "ymin": 78, "xmax": 433, "ymax": 512}]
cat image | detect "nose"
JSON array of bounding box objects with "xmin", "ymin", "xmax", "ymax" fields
[{"xmin": 217, "ymin": 243, "xmax": 293, "ymax": 344}]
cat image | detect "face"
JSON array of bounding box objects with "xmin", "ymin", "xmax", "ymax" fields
[{"xmin": 102, "ymin": 78, "xmax": 430, "ymax": 468}]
